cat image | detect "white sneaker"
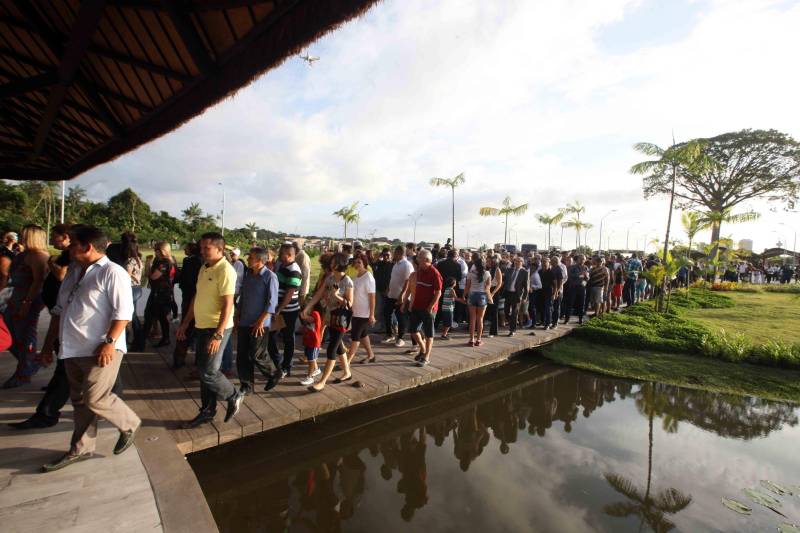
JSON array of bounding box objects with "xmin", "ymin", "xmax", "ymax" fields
[
  {"xmin": 394, "ymin": 339, "xmax": 406, "ymax": 348},
  {"xmin": 381, "ymin": 336, "xmax": 396, "ymax": 344},
  {"xmin": 300, "ymin": 375, "xmax": 316, "ymax": 386},
  {"xmin": 310, "ymin": 368, "xmax": 322, "ymax": 378}
]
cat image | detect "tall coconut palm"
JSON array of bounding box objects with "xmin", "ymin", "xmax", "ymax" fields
[
  {"xmin": 479, "ymin": 196, "xmax": 529, "ymax": 245},
  {"xmin": 536, "ymin": 210, "xmax": 565, "ymax": 250},
  {"xmin": 244, "ymin": 222, "xmax": 259, "ymax": 238},
  {"xmin": 562, "ymin": 218, "xmax": 591, "ymax": 248},
  {"xmin": 564, "ymin": 200, "xmax": 586, "ymax": 221},
  {"xmin": 604, "ymin": 383, "xmax": 693, "ymax": 532},
  {"xmin": 630, "ymin": 139, "xmax": 708, "ymax": 262},
  {"xmin": 181, "ymin": 202, "xmax": 203, "ymax": 224},
  {"xmin": 430, "ymin": 172, "xmax": 465, "ymax": 246},
  {"xmin": 333, "ymin": 201, "xmax": 360, "ymax": 240}
]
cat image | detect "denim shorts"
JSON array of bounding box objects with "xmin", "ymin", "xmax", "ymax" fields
[
  {"xmin": 468, "ymin": 291, "xmax": 488, "ymax": 307},
  {"xmin": 409, "ymin": 309, "xmax": 435, "ymax": 338},
  {"xmin": 304, "ymin": 347, "xmax": 319, "ymax": 361}
]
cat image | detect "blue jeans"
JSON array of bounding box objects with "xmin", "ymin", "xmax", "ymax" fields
[
  {"xmin": 195, "ymin": 328, "xmax": 236, "ymax": 413},
  {"xmin": 221, "ymin": 333, "xmax": 234, "ymax": 372},
  {"xmin": 542, "ymin": 291, "xmax": 553, "ymax": 328}
]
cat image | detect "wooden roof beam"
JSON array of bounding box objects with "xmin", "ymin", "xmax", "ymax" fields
[
  {"xmin": 162, "ymin": 2, "xmax": 215, "ymax": 74},
  {"xmin": 21, "ymin": 1, "xmax": 107, "ymax": 157},
  {"xmin": 88, "ymin": 44, "xmax": 190, "ymax": 81},
  {"xmin": 12, "ymin": 1, "xmax": 124, "ymax": 138},
  {"xmin": 0, "ymin": 70, "xmax": 59, "ymax": 98},
  {"xmin": 0, "ymin": 45, "xmax": 54, "ymax": 72}
]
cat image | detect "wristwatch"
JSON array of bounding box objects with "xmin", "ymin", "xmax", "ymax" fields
[
  {"xmin": 104, "ymin": 336, "xmax": 116, "ymax": 345},
  {"xmin": 212, "ymin": 332, "xmax": 223, "ymax": 341}
]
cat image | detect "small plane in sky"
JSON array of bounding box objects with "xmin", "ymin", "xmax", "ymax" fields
[{"xmin": 299, "ymin": 52, "xmax": 319, "ymax": 66}]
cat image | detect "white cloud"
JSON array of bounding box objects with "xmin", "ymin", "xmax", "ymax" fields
[{"xmin": 75, "ymin": 0, "xmax": 800, "ymax": 250}]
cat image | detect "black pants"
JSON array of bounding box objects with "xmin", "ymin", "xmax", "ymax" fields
[
  {"xmin": 386, "ymin": 298, "xmax": 408, "ymax": 340},
  {"xmin": 528, "ymin": 290, "xmax": 539, "ymax": 326},
  {"xmin": 326, "ymin": 328, "xmax": 346, "ymax": 360},
  {"xmin": 551, "ymin": 293, "xmax": 562, "ymax": 326},
  {"xmin": 486, "ymin": 302, "xmax": 499, "ymax": 336},
  {"xmin": 267, "ymin": 310, "xmax": 299, "ymax": 372},
  {"xmin": 560, "ymin": 286, "xmax": 571, "ymax": 319},
  {"xmin": 142, "ymin": 292, "xmax": 171, "ymax": 344},
  {"xmin": 454, "ymin": 288, "xmax": 466, "ymax": 324},
  {"xmin": 236, "ymin": 326, "xmax": 271, "ymax": 389},
  {"xmin": 36, "ymin": 357, "xmax": 123, "ymax": 421},
  {"xmin": 504, "ymin": 291, "xmax": 523, "ymax": 333},
  {"xmin": 563, "ymin": 285, "xmax": 586, "ymax": 321},
  {"xmin": 623, "ymin": 279, "xmax": 635, "ymax": 306},
  {"xmin": 383, "ymin": 296, "xmax": 396, "ymax": 336}
]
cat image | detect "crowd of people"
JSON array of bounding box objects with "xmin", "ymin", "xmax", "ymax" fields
[{"xmin": 1, "ymin": 221, "xmax": 798, "ymax": 472}]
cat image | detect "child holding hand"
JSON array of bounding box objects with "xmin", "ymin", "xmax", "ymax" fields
[{"xmin": 299, "ymin": 308, "xmax": 322, "ymax": 386}]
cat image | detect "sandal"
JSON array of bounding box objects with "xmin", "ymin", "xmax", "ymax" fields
[
  {"xmin": 307, "ymin": 385, "xmax": 323, "ymax": 393},
  {"xmin": 358, "ymin": 357, "xmax": 376, "ymax": 364},
  {"xmin": 440, "ymin": 334, "xmax": 450, "ymax": 340},
  {"xmin": 467, "ymin": 340, "xmax": 475, "ymax": 347},
  {"xmin": 475, "ymin": 339, "xmax": 483, "ymax": 347},
  {"xmin": 333, "ymin": 375, "xmax": 353, "ymax": 384}
]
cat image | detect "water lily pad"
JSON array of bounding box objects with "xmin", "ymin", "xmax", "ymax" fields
[
  {"xmin": 744, "ymin": 488, "xmax": 786, "ymax": 516},
  {"xmin": 722, "ymin": 497, "xmax": 751, "ymax": 515},
  {"xmin": 761, "ymin": 480, "xmax": 791, "ymax": 495},
  {"xmin": 777, "ymin": 523, "xmax": 800, "ymax": 533}
]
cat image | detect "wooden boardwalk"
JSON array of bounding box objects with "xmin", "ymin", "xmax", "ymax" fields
[{"xmin": 125, "ymin": 324, "xmax": 576, "ymax": 455}]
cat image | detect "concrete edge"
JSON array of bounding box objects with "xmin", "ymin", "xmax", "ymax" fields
[{"xmin": 124, "ymin": 390, "xmax": 219, "ymax": 533}]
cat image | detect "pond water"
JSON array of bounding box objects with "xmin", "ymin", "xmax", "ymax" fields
[{"xmin": 189, "ymin": 359, "xmax": 800, "ymax": 532}]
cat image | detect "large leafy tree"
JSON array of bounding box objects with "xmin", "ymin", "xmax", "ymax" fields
[
  {"xmin": 479, "ymin": 196, "xmax": 528, "ymax": 245},
  {"xmin": 430, "ymin": 172, "xmax": 465, "ymax": 246},
  {"xmin": 641, "ymin": 129, "xmax": 800, "ymax": 246}
]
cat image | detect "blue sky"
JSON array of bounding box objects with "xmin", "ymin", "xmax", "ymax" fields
[{"xmin": 74, "ymin": 0, "xmax": 800, "ymax": 251}]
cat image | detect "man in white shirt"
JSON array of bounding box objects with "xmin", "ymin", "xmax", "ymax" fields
[
  {"xmin": 39, "ymin": 225, "xmax": 141, "ymax": 472},
  {"xmin": 383, "ymin": 246, "xmax": 414, "ymax": 347}
]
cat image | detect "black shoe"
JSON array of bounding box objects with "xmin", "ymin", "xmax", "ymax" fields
[
  {"xmin": 239, "ymin": 384, "xmax": 253, "ymax": 396},
  {"xmin": 508, "ymin": 331, "xmax": 515, "ymax": 337},
  {"xmin": 224, "ymin": 392, "xmax": 243, "ymax": 423},
  {"xmin": 578, "ymin": 317, "xmax": 583, "ymax": 324},
  {"xmin": 263, "ymin": 377, "xmax": 277, "ymax": 392},
  {"xmin": 8, "ymin": 414, "xmax": 59, "ymax": 430},
  {"xmin": 183, "ymin": 410, "xmax": 215, "ymax": 429},
  {"xmin": 42, "ymin": 452, "xmax": 93, "ymax": 472},
  {"xmin": 114, "ymin": 424, "xmax": 140, "ymax": 455}
]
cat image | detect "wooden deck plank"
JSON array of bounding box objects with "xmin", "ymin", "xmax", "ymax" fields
[{"xmin": 130, "ymin": 323, "xmax": 576, "ymax": 454}]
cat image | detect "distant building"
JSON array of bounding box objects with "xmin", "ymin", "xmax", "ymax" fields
[{"xmin": 738, "ymin": 239, "xmax": 753, "ymax": 251}]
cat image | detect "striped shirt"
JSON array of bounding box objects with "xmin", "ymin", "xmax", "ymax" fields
[{"xmin": 276, "ymin": 261, "xmax": 302, "ymax": 313}]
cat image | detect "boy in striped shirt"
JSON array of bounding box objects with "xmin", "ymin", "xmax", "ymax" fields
[
  {"xmin": 439, "ymin": 277, "xmax": 458, "ymax": 340},
  {"xmin": 266, "ymin": 243, "xmax": 303, "ymax": 388}
]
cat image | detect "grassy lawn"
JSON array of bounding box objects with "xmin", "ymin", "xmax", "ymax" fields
[
  {"xmin": 683, "ymin": 291, "xmax": 800, "ymax": 344},
  {"xmin": 541, "ymin": 337, "xmax": 800, "ymax": 403}
]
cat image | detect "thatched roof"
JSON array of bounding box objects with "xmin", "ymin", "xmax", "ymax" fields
[{"xmin": 0, "ymin": 0, "xmax": 379, "ymax": 181}]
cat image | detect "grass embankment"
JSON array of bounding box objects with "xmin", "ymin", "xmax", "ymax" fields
[
  {"xmin": 542, "ymin": 338, "xmax": 800, "ymax": 403},
  {"xmin": 684, "ymin": 290, "xmax": 800, "ymax": 344},
  {"xmin": 540, "ymin": 289, "xmax": 800, "ymax": 403}
]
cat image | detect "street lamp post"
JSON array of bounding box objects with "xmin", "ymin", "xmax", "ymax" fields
[
  {"xmin": 60, "ymin": 180, "xmax": 65, "ymax": 223},
  {"xmin": 408, "ymin": 213, "xmax": 423, "ymax": 243},
  {"xmin": 218, "ymin": 181, "xmax": 226, "ymax": 236},
  {"xmin": 779, "ymin": 222, "xmax": 797, "ymax": 260},
  {"xmin": 607, "ymin": 230, "xmax": 614, "ymax": 251},
  {"xmin": 598, "ymin": 209, "xmax": 617, "ymax": 252}
]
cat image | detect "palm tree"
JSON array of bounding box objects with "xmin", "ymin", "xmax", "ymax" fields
[
  {"xmin": 680, "ymin": 211, "xmax": 706, "ymax": 260},
  {"xmin": 630, "ymin": 140, "xmax": 708, "ymax": 263},
  {"xmin": 244, "ymin": 222, "xmax": 259, "ymax": 239},
  {"xmin": 536, "ymin": 210, "xmax": 565, "ymax": 251},
  {"xmin": 333, "ymin": 201, "xmax": 360, "ymax": 240},
  {"xmin": 564, "ymin": 200, "xmax": 586, "ymax": 221},
  {"xmin": 479, "ymin": 196, "xmax": 529, "ymax": 245},
  {"xmin": 604, "ymin": 383, "xmax": 693, "ymax": 532},
  {"xmin": 181, "ymin": 202, "xmax": 203, "ymax": 224},
  {"xmin": 562, "ymin": 218, "xmax": 591, "ymax": 248},
  {"xmin": 430, "ymin": 172, "xmax": 465, "ymax": 246}
]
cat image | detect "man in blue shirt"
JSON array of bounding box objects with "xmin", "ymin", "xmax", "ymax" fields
[
  {"xmin": 624, "ymin": 254, "xmax": 642, "ymax": 306},
  {"xmin": 236, "ymin": 247, "xmax": 278, "ymax": 395}
]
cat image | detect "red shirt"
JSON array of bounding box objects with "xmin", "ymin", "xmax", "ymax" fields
[
  {"xmin": 412, "ymin": 265, "xmax": 443, "ymax": 312},
  {"xmin": 302, "ymin": 311, "xmax": 322, "ymax": 348}
]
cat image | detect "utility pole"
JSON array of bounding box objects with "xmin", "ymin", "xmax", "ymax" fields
[{"xmin": 408, "ymin": 213, "xmax": 423, "ymax": 243}]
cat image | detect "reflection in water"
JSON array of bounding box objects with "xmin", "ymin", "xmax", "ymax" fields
[{"xmin": 191, "ymin": 364, "xmax": 800, "ymax": 532}]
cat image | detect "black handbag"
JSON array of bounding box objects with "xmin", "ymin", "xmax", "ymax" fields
[{"xmin": 330, "ymin": 303, "xmax": 352, "ymax": 332}]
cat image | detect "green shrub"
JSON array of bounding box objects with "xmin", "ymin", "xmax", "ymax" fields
[
  {"xmin": 763, "ymin": 285, "xmax": 800, "ymax": 295},
  {"xmin": 670, "ymin": 289, "xmax": 734, "ymax": 310},
  {"xmin": 751, "ymin": 340, "xmax": 800, "ymax": 368},
  {"xmin": 699, "ymin": 329, "xmax": 750, "ymax": 363}
]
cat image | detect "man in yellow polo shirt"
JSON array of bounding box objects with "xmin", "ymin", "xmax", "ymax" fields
[{"xmin": 177, "ymin": 232, "xmax": 243, "ymax": 428}]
